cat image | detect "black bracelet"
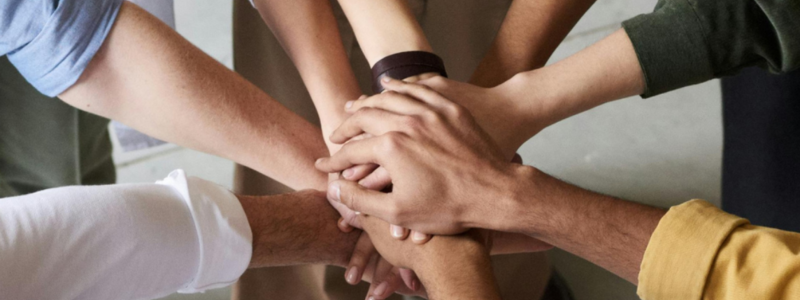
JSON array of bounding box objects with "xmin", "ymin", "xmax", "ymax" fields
[{"xmin": 371, "ymin": 51, "xmax": 448, "ymax": 94}]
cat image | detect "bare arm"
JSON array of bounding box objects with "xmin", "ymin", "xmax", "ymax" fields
[
  {"xmin": 359, "ymin": 216, "xmax": 501, "ymax": 300},
  {"xmin": 240, "ymin": 190, "xmax": 360, "ymax": 268},
  {"xmin": 508, "ymin": 167, "xmax": 665, "ymax": 283},
  {"xmin": 470, "ymin": 0, "xmax": 596, "ymax": 87},
  {"xmin": 59, "ymin": 2, "xmax": 328, "ymax": 191},
  {"xmin": 251, "ymin": 0, "xmax": 362, "ymax": 138},
  {"xmin": 418, "ymin": 29, "xmax": 644, "ymax": 154},
  {"xmin": 336, "ymin": 0, "xmax": 432, "ymax": 67}
]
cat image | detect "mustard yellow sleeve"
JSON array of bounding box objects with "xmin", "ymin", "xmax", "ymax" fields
[{"xmin": 638, "ymin": 199, "xmax": 800, "ymax": 300}]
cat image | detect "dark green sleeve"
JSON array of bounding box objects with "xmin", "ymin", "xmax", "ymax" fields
[{"xmin": 621, "ymin": 0, "xmax": 800, "ymax": 98}]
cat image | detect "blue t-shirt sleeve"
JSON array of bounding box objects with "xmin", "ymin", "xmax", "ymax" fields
[{"xmin": 2, "ymin": 0, "xmax": 124, "ymax": 97}]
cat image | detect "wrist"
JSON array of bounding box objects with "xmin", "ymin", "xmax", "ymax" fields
[
  {"xmin": 414, "ymin": 236, "xmax": 498, "ymax": 300},
  {"xmin": 495, "ymin": 71, "xmax": 558, "ymax": 138},
  {"xmin": 239, "ymin": 192, "xmax": 360, "ymax": 268},
  {"xmin": 495, "ymin": 164, "xmax": 550, "ymax": 235}
]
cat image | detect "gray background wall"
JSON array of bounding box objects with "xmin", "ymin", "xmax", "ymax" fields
[{"xmin": 113, "ymin": 0, "xmax": 723, "ymax": 299}]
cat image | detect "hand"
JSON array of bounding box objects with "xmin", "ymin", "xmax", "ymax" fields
[
  {"xmin": 414, "ymin": 75, "xmax": 552, "ymax": 158},
  {"xmin": 316, "ymin": 78, "xmax": 532, "ymax": 234},
  {"xmin": 346, "ymin": 232, "xmax": 426, "ymax": 300},
  {"xmin": 359, "ymin": 214, "xmax": 500, "ymax": 300}
]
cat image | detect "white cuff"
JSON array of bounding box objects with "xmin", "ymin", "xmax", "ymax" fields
[{"xmin": 157, "ymin": 170, "xmax": 252, "ymax": 293}]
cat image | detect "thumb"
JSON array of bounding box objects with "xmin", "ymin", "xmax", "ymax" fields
[{"xmin": 328, "ymin": 179, "xmax": 391, "ymax": 219}]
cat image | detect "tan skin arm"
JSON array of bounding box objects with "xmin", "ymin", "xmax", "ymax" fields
[
  {"xmin": 59, "ymin": 2, "xmax": 327, "ymax": 191},
  {"xmin": 359, "ymin": 215, "xmax": 501, "ymax": 300},
  {"xmin": 470, "ymin": 0, "xmax": 596, "ymax": 87}
]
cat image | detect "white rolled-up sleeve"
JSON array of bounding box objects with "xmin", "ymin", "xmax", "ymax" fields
[{"xmin": 0, "ymin": 169, "xmax": 252, "ymax": 300}]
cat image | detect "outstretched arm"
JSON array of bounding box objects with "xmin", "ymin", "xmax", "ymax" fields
[
  {"xmin": 336, "ymin": 0, "xmax": 432, "ymax": 67},
  {"xmin": 427, "ymin": 0, "xmax": 800, "ymax": 151},
  {"xmin": 250, "ymin": 0, "xmax": 362, "ymax": 141},
  {"xmin": 59, "ymin": 2, "xmax": 328, "ymax": 190},
  {"xmin": 470, "ymin": 0, "xmax": 595, "ymax": 87}
]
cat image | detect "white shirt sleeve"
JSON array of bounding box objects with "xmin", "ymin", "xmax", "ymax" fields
[{"xmin": 0, "ymin": 170, "xmax": 252, "ymax": 300}]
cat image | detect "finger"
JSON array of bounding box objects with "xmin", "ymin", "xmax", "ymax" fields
[
  {"xmin": 380, "ymin": 77, "xmax": 451, "ymax": 109},
  {"xmin": 389, "ymin": 225, "xmax": 409, "ymax": 240},
  {"xmin": 316, "ymin": 138, "xmax": 384, "ymax": 173},
  {"xmin": 358, "ymin": 166, "xmax": 392, "ymax": 191},
  {"xmin": 342, "ymin": 163, "xmax": 379, "ymax": 181},
  {"xmin": 331, "ymin": 200, "xmax": 363, "ymax": 229},
  {"xmin": 346, "ymin": 91, "xmax": 431, "ymax": 116},
  {"xmin": 410, "ymin": 231, "xmax": 432, "ymax": 244},
  {"xmin": 330, "ymin": 109, "xmax": 411, "ymax": 144},
  {"xmin": 346, "ymin": 233, "xmax": 378, "ymax": 285},
  {"xmin": 328, "ymin": 180, "xmax": 392, "ymax": 219},
  {"xmin": 399, "ymin": 268, "xmax": 418, "ymax": 292},
  {"xmin": 366, "ymin": 259, "xmax": 402, "ymax": 300},
  {"xmin": 338, "ymin": 217, "xmax": 355, "ymax": 233}
]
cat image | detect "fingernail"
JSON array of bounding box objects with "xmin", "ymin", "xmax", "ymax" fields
[
  {"xmin": 328, "ymin": 182, "xmax": 340, "ymax": 202},
  {"xmin": 315, "ymin": 158, "xmax": 323, "ymax": 165},
  {"xmin": 391, "ymin": 225, "xmax": 405, "ymax": 238},
  {"xmin": 412, "ymin": 232, "xmax": 427, "ymax": 243},
  {"xmin": 382, "ymin": 76, "xmax": 391, "ymax": 83},
  {"xmin": 368, "ymin": 297, "xmax": 377, "ymax": 300},
  {"xmin": 354, "ymin": 211, "xmax": 361, "ymax": 215},
  {"xmin": 345, "ymin": 101, "xmax": 354, "ymax": 109},
  {"xmin": 342, "ymin": 168, "xmax": 354, "ymax": 179},
  {"xmin": 373, "ymin": 281, "xmax": 389, "ymax": 297},
  {"xmin": 346, "ymin": 266, "xmax": 359, "ymax": 284}
]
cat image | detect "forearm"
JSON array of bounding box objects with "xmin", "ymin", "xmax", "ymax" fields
[
  {"xmin": 504, "ymin": 166, "xmax": 665, "ymax": 283},
  {"xmin": 240, "ymin": 191, "xmax": 361, "ymax": 268},
  {"xmin": 60, "ymin": 2, "xmax": 328, "ymax": 190},
  {"xmin": 499, "ymin": 29, "xmax": 644, "ymax": 138},
  {"xmin": 470, "ymin": 0, "xmax": 595, "ymax": 87},
  {"xmin": 252, "ymin": 0, "xmax": 361, "ymax": 134},
  {"xmin": 359, "ymin": 215, "xmax": 501, "ymax": 300},
  {"xmin": 417, "ymin": 238, "xmax": 501, "ymax": 300},
  {"xmin": 337, "ymin": 0, "xmax": 432, "ymax": 67}
]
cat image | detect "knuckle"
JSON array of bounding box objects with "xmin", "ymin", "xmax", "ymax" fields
[
  {"xmin": 428, "ymin": 76, "xmax": 446, "ymax": 86},
  {"xmin": 380, "ymin": 133, "xmax": 405, "ymax": 154},
  {"xmin": 385, "ymin": 203, "xmax": 404, "ymax": 225},
  {"xmin": 422, "ymin": 110, "xmax": 442, "ymax": 123},
  {"xmin": 400, "ymin": 115, "xmax": 422, "ymax": 132},
  {"xmin": 448, "ymin": 103, "xmax": 469, "ymax": 120}
]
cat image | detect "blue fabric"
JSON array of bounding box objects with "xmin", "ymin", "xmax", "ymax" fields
[{"xmin": 1, "ymin": 0, "xmax": 124, "ymax": 97}]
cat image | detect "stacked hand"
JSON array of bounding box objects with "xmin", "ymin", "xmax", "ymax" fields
[{"xmin": 318, "ymin": 78, "xmax": 552, "ymax": 299}]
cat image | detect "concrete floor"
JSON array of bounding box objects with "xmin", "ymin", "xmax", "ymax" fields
[{"xmin": 114, "ymin": 0, "xmax": 723, "ymax": 299}]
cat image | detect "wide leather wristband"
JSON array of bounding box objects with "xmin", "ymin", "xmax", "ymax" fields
[{"xmin": 371, "ymin": 51, "xmax": 448, "ymax": 94}]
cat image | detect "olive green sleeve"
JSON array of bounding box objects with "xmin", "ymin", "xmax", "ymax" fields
[{"xmin": 622, "ymin": 0, "xmax": 800, "ymax": 98}]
